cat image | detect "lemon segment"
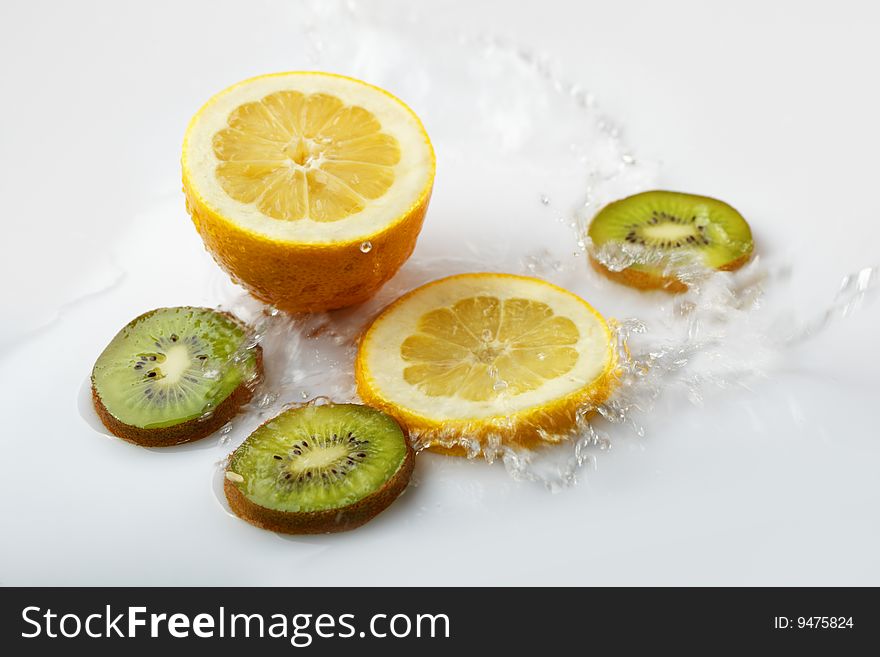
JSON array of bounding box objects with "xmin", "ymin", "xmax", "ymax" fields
[
  {"xmin": 184, "ymin": 72, "xmax": 432, "ymax": 244},
  {"xmin": 210, "ymin": 90, "xmax": 401, "ymax": 223},
  {"xmin": 400, "ymin": 296, "xmax": 582, "ymax": 401},
  {"xmin": 356, "ymin": 273, "xmax": 617, "ymax": 452}
]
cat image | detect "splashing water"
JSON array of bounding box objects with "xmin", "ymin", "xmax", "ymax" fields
[
  {"xmin": 175, "ymin": 1, "xmax": 878, "ymax": 494},
  {"xmin": 786, "ymin": 266, "xmax": 878, "ymax": 343},
  {"xmin": 54, "ymin": 0, "xmax": 876, "ymax": 494}
]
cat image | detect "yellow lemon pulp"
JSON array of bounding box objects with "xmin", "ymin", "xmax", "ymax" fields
[
  {"xmin": 356, "ymin": 273, "xmax": 617, "ymax": 454},
  {"xmin": 212, "ymin": 90, "xmax": 401, "ymax": 222},
  {"xmin": 401, "ymin": 296, "xmax": 581, "ymax": 401}
]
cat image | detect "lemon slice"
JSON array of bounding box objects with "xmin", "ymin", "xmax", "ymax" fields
[
  {"xmin": 182, "ymin": 72, "xmax": 435, "ymax": 312},
  {"xmin": 356, "ymin": 273, "xmax": 617, "ymax": 453}
]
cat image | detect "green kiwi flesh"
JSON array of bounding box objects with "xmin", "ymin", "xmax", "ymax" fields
[
  {"xmin": 225, "ymin": 403, "xmax": 414, "ymax": 534},
  {"xmin": 588, "ymin": 190, "xmax": 753, "ymax": 285},
  {"xmin": 91, "ymin": 307, "xmax": 261, "ymax": 444}
]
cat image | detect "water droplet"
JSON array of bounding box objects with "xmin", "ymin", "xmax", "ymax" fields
[
  {"xmin": 217, "ymin": 421, "xmax": 233, "ymax": 445},
  {"xmin": 493, "ymin": 380, "xmax": 508, "ymax": 392},
  {"xmin": 539, "ymin": 194, "xmax": 550, "ymax": 206},
  {"xmin": 256, "ymin": 392, "xmax": 278, "ymax": 409},
  {"xmin": 463, "ymin": 439, "xmax": 481, "ymax": 460},
  {"xmin": 481, "ymin": 328, "xmax": 493, "ymax": 341},
  {"xmin": 536, "ymin": 352, "xmax": 546, "ymax": 361},
  {"xmin": 300, "ymin": 391, "xmax": 309, "ymax": 400},
  {"xmin": 359, "ymin": 241, "xmax": 373, "ymax": 253}
]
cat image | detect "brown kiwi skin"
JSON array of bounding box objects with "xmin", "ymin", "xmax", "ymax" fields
[
  {"xmin": 224, "ymin": 420, "xmax": 415, "ymax": 535},
  {"xmin": 589, "ymin": 250, "xmax": 752, "ymax": 293},
  {"xmin": 91, "ymin": 309, "xmax": 263, "ymax": 447}
]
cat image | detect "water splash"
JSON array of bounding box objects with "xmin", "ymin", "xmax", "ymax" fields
[
  {"xmin": 787, "ymin": 266, "xmax": 878, "ymax": 343},
  {"xmin": 198, "ymin": 1, "xmax": 879, "ymax": 492},
  {"xmin": 61, "ymin": 0, "xmax": 877, "ymax": 495}
]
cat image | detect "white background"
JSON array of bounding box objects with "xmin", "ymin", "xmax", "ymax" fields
[{"xmin": 1, "ymin": 0, "xmax": 879, "ymax": 585}]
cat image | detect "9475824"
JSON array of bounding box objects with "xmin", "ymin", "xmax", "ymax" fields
[{"xmin": 774, "ymin": 617, "xmax": 854, "ymax": 630}]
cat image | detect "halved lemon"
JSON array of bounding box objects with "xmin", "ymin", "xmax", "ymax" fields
[
  {"xmin": 182, "ymin": 72, "xmax": 435, "ymax": 312},
  {"xmin": 355, "ymin": 273, "xmax": 617, "ymax": 454}
]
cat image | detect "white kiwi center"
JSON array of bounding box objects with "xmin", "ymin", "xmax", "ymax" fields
[
  {"xmin": 642, "ymin": 222, "xmax": 698, "ymax": 241},
  {"xmin": 288, "ymin": 444, "xmax": 349, "ymax": 474},
  {"xmin": 158, "ymin": 344, "xmax": 192, "ymax": 384}
]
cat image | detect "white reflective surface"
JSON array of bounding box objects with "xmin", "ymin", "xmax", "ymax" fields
[{"xmin": 1, "ymin": 0, "xmax": 878, "ymax": 585}]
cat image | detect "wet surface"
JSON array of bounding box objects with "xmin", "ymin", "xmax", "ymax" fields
[{"xmin": 2, "ymin": 0, "xmax": 879, "ymax": 584}]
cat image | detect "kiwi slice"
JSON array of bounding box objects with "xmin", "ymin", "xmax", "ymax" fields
[
  {"xmin": 91, "ymin": 307, "xmax": 262, "ymax": 446},
  {"xmin": 225, "ymin": 403, "xmax": 414, "ymax": 534},
  {"xmin": 588, "ymin": 190, "xmax": 754, "ymax": 291}
]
